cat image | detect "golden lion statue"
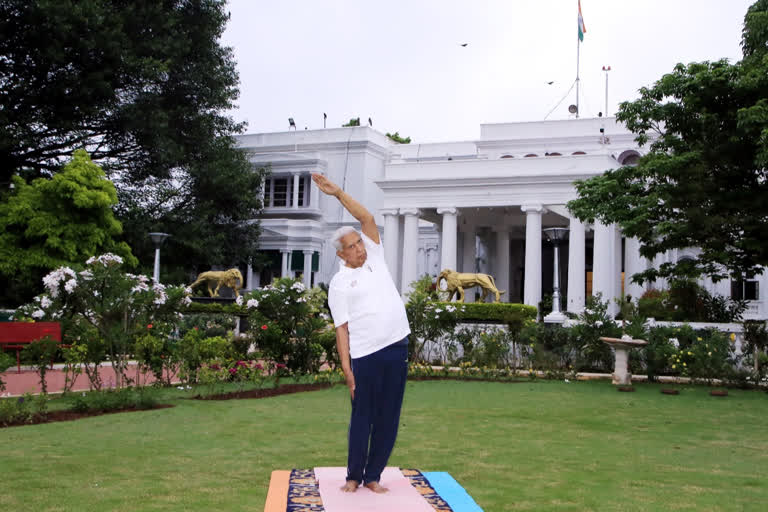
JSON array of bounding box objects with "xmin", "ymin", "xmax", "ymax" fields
[
  {"xmin": 437, "ymin": 269, "xmax": 505, "ymax": 303},
  {"xmin": 189, "ymin": 268, "xmax": 243, "ymax": 298}
]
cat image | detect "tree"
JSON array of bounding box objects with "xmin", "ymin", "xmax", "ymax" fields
[
  {"xmin": 386, "ymin": 132, "xmax": 412, "ymax": 144},
  {"xmin": 0, "ymin": 149, "xmax": 136, "ymax": 306},
  {"xmin": 0, "ymin": 0, "xmax": 265, "ymax": 282},
  {"xmin": 342, "ymin": 117, "xmax": 361, "ymax": 127},
  {"xmin": 568, "ymin": 0, "xmax": 768, "ymax": 284}
]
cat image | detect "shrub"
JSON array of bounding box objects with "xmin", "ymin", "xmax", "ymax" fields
[
  {"xmin": 638, "ymin": 283, "xmax": 746, "ymax": 322},
  {"xmin": 68, "ymin": 387, "xmax": 160, "ymax": 413},
  {"xmin": 245, "ymin": 278, "xmax": 339, "ymax": 374},
  {"xmin": 570, "ymin": 294, "xmax": 621, "ymax": 372},
  {"xmin": 15, "ymin": 253, "xmax": 193, "ymax": 388},
  {"xmin": 22, "ymin": 336, "xmax": 60, "ymax": 395},
  {"xmin": 743, "ymin": 321, "xmax": 768, "ymax": 381},
  {"xmin": 0, "ymin": 351, "xmax": 13, "ymax": 392},
  {"xmin": 176, "ymin": 329, "xmax": 233, "ymax": 384},
  {"xmin": 642, "ymin": 327, "xmax": 680, "ymax": 381},
  {"xmin": 0, "ymin": 393, "xmax": 34, "ymax": 426},
  {"xmin": 520, "ymin": 323, "xmax": 575, "ymax": 371}
]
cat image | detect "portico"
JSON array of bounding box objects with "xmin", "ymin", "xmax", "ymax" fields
[{"xmin": 375, "ymin": 118, "xmax": 647, "ymax": 314}]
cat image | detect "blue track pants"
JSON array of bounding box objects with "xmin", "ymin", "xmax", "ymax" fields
[{"xmin": 346, "ymin": 337, "xmax": 408, "ymax": 484}]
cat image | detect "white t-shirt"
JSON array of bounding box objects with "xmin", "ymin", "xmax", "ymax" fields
[{"xmin": 328, "ymin": 232, "xmax": 411, "ymax": 359}]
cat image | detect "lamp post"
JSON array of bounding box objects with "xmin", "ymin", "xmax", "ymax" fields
[
  {"xmin": 543, "ymin": 227, "xmax": 569, "ymax": 323},
  {"xmin": 148, "ymin": 232, "xmax": 170, "ymax": 282}
]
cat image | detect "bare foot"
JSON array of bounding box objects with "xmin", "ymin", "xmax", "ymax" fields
[
  {"xmin": 340, "ymin": 480, "xmax": 359, "ymax": 493},
  {"xmin": 364, "ymin": 481, "xmax": 389, "ymax": 493}
]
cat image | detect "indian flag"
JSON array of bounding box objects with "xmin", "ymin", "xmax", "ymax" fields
[{"xmin": 578, "ymin": 0, "xmax": 586, "ymax": 41}]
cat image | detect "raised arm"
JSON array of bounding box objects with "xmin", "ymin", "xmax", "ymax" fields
[{"xmin": 311, "ymin": 173, "xmax": 380, "ymax": 244}]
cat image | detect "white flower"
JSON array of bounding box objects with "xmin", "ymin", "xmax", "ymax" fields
[
  {"xmin": 291, "ymin": 281, "xmax": 305, "ymax": 292},
  {"xmin": 434, "ymin": 308, "xmax": 443, "ymax": 313},
  {"xmin": 235, "ymin": 296, "xmax": 244, "ymax": 306},
  {"xmin": 182, "ymin": 296, "xmax": 192, "ymax": 306},
  {"xmin": 42, "ymin": 266, "xmax": 77, "ymax": 297},
  {"xmin": 669, "ymin": 337, "xmax": 679, "ymax": 348},
  {"xmin": 40, "ymin": 296, "xmax": 52, "ymax": 308},
  {"xmin": 79, "ymin": 270, "xmax": 93, "ymax": 280},
  {"xmin": 595, "ymin": 320, "xmax": 603, "ymax": 327},
  {"xmin": 319, "ymin": 313, "xmax": 329, "ymax": 320},
  {"xmin": 247, "ymin": 299, "xmax": 259, "ymax": 309},
  {"xmin": 87, "ymin": 253, "xmax": 124, "ymax": 266},
  {"xmin": 585, "ymin": 309, "xmax": 594, "ymax": 315},
  {"xmin": 446, "ymin": 305, "xmax": 456, "ymax": 313},
  {"xmin": 184, "ymin": 286, "xmax": 193, "ymax": 295},
  {"xmin": 131, "ymin": 283, "xmax": 150, "ymax": 293},
  {"xmin": 31, "ymin": 309, "xmax": 45, "ymax": 319},
  {"xmin": 296, "ymin": 296, "xmax": 307, "ymax": 303},
  {"xmin": 64, "ymin": 279, "xmax": 77, "ymax": 294}
]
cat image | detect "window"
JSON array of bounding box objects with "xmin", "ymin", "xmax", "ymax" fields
[
  {"xmin": 272, "ymin": 177, "xmax": 289, "ymax": 207},
  {"xmin": 263, "ymin": 174, "xmax": 311, "ymax": 207},
  {"xmin": 732, "ymin": 279, "xmax": 759, "ymax": 301}
]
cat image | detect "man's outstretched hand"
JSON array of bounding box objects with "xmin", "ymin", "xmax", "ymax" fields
[{"xmin": 312, "ymin": 173, "xmax": 341, "ymax": 196}]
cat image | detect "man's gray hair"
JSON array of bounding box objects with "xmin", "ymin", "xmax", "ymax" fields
[{"xmin": 331, "ymin": 226, "xmax": 360, "ymax": 251}]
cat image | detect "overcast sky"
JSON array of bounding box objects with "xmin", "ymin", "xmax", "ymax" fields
[{"xmin": 221, "ymin": 0, "xmax": 755, "ymax": 143}]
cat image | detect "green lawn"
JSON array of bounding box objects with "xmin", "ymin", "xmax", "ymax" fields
[{"xmin": 1, "ymin": 380, "xmax": 766, "ymax": 511}]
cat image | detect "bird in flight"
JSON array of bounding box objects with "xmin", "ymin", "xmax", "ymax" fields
[
  {"xmin": 547, "ymin": 81, "xmax": 554, "ymax": 85},
  {"xmin": 460, "ymin": 43, "xmax": 468, "ymax": 47}
]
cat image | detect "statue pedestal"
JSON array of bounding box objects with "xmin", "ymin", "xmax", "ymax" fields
[
  {"xmin": 600, "ymin": 336, "xmax": 648, "ymax": 386},
  {"xmin": 543, "ymin": 311, "xmax": 568, "ymax": 324}
]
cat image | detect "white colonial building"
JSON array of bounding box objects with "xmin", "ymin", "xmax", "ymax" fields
[{"xmin": 236, "ymin": 117, "xmax": 766, "ymax": 319}]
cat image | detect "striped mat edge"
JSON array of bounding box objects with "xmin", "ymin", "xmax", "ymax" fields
[{"xmin": 264, "ymin": 468, "xmax": 483, "ymax": 512}]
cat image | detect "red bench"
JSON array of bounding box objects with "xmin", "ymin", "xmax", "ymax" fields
[{"xmin": 0, "ymin": 322, "xmax": 62, "ymax": 373}]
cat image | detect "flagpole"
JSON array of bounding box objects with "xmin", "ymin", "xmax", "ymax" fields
[
  {"xmin": 576, "ymin": 30, "xmax": 580, "ymax": 118},
  {"xmin": 575, "ymin": 0, "xmax": 581, "ymax": 118}
]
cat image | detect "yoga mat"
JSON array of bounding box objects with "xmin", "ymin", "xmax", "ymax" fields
[
  {"xmin": 263, "ymin": 470, "xmax": 291, "ymax": 512},
  {"xmin": 314, "ymin": 467, "xmax": 436, "ymax": 512},
  {"xmin": 423, "ymin": 472, "xmax": 484, "ymax": 512}
]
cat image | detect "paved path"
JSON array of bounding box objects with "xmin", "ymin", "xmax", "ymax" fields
[{"xmin": 1, "ymin": 363, "xmax": 179, "ymax": 396}]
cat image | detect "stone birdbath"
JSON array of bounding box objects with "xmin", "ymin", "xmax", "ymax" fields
[{"xmin": 599, "ymin": 335, "xmax": 648, "ymax": 386}]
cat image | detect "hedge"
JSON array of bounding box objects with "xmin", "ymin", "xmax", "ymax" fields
[{"xmin": 441, "ymin": 302, "xmax": 537, "ymax": 324}]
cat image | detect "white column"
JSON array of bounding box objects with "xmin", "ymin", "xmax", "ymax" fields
[
  {"xmin": 567, "ymin": 217, "xmax": 586, "ymax": 313},
  {"xmin": 593, "ymin": 222, "xmax": 619, "ymax": 316},
  {"xmin": 400, "ymin": 208, "xmax": 420, "ymax": 295},
  {"xmin": 260, "ymin": 178, "xmax": 267, "ymax": 207},
  {"xmin": 303, "ymin": 250, "xmax": 313, "ymax": 289},
  {"xmin": 381, "ymin": 209, "xmax": 400, "ymax": 276},
  {"xmin": 280, "ymin": 249, "xmax": 290, "ymax": 278},
  {"xmin": 437, "ymin": 207, "xmax": 458, "ymax": 272},
  {"xmin": 521, "ymin": 204, "xmax": 544, "ymax": 308},
  {"xmin": 292, "ymin": 173, "xmax": 301, "ymax": 208},
  {"xmin": 494, "ymin": 229, "xmax": 510, "ymax": 302},
  {"xmin": 246, "ymin": 261, "xmax": 254, "ymax": 291},
  {"xmin": 624, "ymin": 237, "xmax": 648, "ymax": 301}
]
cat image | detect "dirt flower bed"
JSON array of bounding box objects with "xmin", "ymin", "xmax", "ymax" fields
[
  {"xmin": 196, "ymin": 382, "xmax": 332, "ymax": 400},
  {"xmin": 1, "ymin": 404, "xmax": 175, "ymax": 429}
]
